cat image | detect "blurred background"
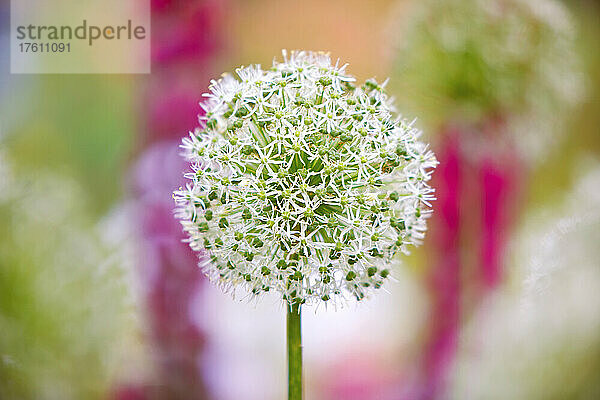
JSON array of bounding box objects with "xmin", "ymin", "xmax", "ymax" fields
[{"xmin": 1, "ymin": 0, "xmax": 599, "ymax": 399}]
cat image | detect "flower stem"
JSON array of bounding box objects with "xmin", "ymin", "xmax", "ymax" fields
[{"xmin": 287, "ymin": 302, "xmax": 303, "ymax": 400}]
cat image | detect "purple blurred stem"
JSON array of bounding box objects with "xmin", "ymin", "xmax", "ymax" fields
[
  {"xmin": 418, "ymin": 120, "xmax": 521, "ymax": 399},
  {"xmin": 479, "ymin": 156, "xmax": 516, "ymax": 289},
  {"xmin": 420, "ymin": 132, "xmax": 462, "ymax": 400}
]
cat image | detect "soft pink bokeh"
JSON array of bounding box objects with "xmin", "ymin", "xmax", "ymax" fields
[
  {"xmin": 132, "ymin": 141, "xmax": 209, "ymax": 400},
  {"xmin": 411, "ymin": 119, "xmax": 524, "ymax": 399},
  {"xmin": 115, "ymin": 1, "xmax": 226, "ymax": 398}
]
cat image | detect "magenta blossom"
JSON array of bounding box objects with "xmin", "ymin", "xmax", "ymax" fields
[{"xmin": 133, "ymin": 141, "xmax": 209, "ymax": 400}]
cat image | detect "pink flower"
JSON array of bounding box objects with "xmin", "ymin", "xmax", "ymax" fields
[
  {"xmin": 151, "ymin": 0, "xmax": 225, "ymax": 65},
  {"xmin": 133, "ymin": 141, "xmax": 209, "ymax": 400},
  {"xmin": 419, "ymin": 132, "xmax": 462, "ymax": 400},
  {"xmin": 414, "ymin": 119, "xmax": 524, "ymax": 399}
]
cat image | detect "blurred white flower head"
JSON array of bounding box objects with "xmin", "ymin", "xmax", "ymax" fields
[
  {"xmin": 174, "ymin": 50, "xmax": 437, "ymax": 306},
  {"xmin": 451, "ymin": 163, "xmax": 600, "ymax": 399},
  {"xmin": 394, "ymin": 0, "xmax": 584, "ymax": 163},
  {"xmin": 0, "ymin": 152, "xmax": 141, "ymax": 399}
]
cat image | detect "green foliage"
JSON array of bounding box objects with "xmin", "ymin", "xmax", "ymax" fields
[{"xmin": 0, "ymin": 155, "xmax": 134, "ymax": 400}]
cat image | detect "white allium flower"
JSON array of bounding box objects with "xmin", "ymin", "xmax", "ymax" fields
[
  {"xmin": 174, "ymin": 51, "xmax": 437, "ymax": 306},
  {"xmin": 450, "ymin": 164, "xmax": 600, "ymax": 399},
  {"xmin": 393, "ymin": 0, "xmax": 584, "ymax": 163}
]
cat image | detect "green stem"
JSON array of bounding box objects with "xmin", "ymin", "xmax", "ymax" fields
[{"xmin": 287, "ymin": 302, "xmax": 303, "ymax": 400}]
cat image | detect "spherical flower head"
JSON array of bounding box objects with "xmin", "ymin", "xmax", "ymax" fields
[
  {"xmin": 174, "ymin": 50, "xmax": 437, "ymax": 306},
  {"xmin": 393, "ymin": 0, "xmax": 583, "ymax": 160}
]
